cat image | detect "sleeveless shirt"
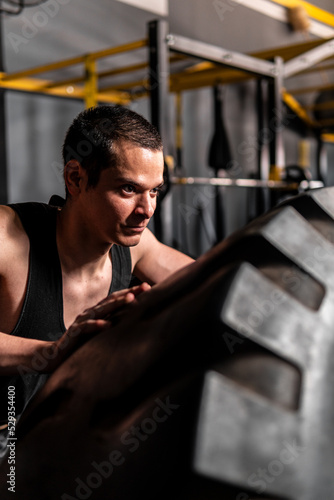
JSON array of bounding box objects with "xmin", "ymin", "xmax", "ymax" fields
[{"xmin": 0, "ymin": 200, "xmax": 132, "ymax": 430}]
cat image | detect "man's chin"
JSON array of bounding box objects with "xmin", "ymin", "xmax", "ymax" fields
[{"xmin": 116, "ymin": 233, "xmax": 142, "ymax": 247}]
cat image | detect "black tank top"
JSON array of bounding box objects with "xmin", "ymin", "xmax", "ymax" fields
[{"xmin": 0, "ymin": 201, "xmax": 132, "ymax": 426}]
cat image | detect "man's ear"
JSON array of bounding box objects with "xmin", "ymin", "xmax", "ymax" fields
[{"xmin": 64, "ymin": 160, "xmax": 85, "ymax": 197}]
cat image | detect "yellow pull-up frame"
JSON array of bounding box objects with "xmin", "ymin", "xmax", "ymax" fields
[{"xmin": 0, "ymin": 38, "xmax": 148, "ymax": 107}]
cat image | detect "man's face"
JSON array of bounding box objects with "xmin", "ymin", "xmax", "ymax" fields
[{"xmin": 80, "ymin": 140, "xmax": 164, "ymax": 247}]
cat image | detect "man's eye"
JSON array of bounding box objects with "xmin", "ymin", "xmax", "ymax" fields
[
  {"xmin": 122, "ymin": 185, "xmax": 135, "ymax": 194},
  {"xmin": 151, "ymin": 187, "xmax": 162, "ymax": 196}
]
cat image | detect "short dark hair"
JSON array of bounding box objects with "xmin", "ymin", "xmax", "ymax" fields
[{"xmin": 62, "ymin": 104, "xmax": 163, "ymax": 190}]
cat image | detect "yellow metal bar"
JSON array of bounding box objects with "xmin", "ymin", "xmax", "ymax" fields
[
  {"xmin": 269, "ymin": 165, "xmax": 283, "ymax": 181},
  {"xmin": 1, "ymin": 39, "xmax": 148, "ymax": 82},
  {"xmin": 250, "ymin": 37, "xmax": 327, "ymax": 60},
  {"xmin": 0, "ymin": 25, "xmax": 332, "ymax": 127},
  {"xmin": 44, "ymin": 55, "xmax": 184, "ymax": 92},
  {"xmin": 321, "ymin": 133, "xmax": 334, "ymax": 143},
  {"xmin": 98, "ymin": 37, "xmax": 330, "ymax": 95},
  {"xmin": 171, "ymin": 68, "xmax": 250, "ymax": 92},
  {"xmin": 1, "ymin": 55, "xmax": 86, "ymax": 82},
  {"xmin": 88, "ymin": 38, "xmax": 147, "ymax": 61},
  {"xmin": 96, "ymin": 90, "xmax": 132, "ymax": 104},
  {"xmin": 97, "ymin": 55, "xmax": 183, "ymax": 80},
  {"xmin": 282, "ymin": 89, "xmax": 318, "ymax": 127},
  {"xmin": 169, "ymin": 38, "xmax": 329, "ymax": 92},
  {"xmin": 0, "ymin": 36, "xmax": 327, "ymax": 97},
  {"xmin": 0, "ymin": 73, "xmax": 131, "ymax": 104},
  {"xmin": 93, "ymin": 66, "xmax": 247, "ymax": 94},
  {"xmin": 99, "ymin": 62, "xmax": 148, "ymax": 79},
  {"xmin": 40, "ymin": 62, "xmax": 149, "ymax": 91},
  {"xmin": 269, "ymin": 0, "xmax": 334, "ymax": 27},
  {"xmin": 0, "ymin": 72, "xmax": 84, "ymax": 97},
  {"xmin": 84, "ymin": 56, "xmax": 97, "ymax": 108},
  {"xmin": 182, "ymin": 38, "xmax": 326, "ymax": 73}
]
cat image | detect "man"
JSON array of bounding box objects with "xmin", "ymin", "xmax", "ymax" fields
[{"xmin": 0, "ymin": 105, "xmax": 193, "ymax": 448}]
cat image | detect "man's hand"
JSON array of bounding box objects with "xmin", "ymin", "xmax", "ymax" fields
[
  {"xmin": 49, "ymin": 282, "xmax": 151, "ymax": 372},
  {"xmin": 0, "ymin": 283, "xmax": 151, "ymax": 376}
]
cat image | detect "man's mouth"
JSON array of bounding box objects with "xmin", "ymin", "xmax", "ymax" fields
[{"xmin": 124, "ymin": 225, "xmax": 146, "ymax": 233}]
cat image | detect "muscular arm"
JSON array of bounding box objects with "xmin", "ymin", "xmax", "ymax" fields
[
  {"xmin": 130, "ymin": 228, "xmax": 194, "ymax": 285},
  {"xmin": 0, "ymin": 284, "xmax": 150, "ymax": 376},
  {"xmin": 0, "ymin": 205, "xmax": 151, "ymax": 376},
  {"xmin": 0, "ymin": 333, "xmax": 57, "ymax": 376},
  {"xmin": 0, "ymin": 207, "xmax": 53, "ymax": 375}
]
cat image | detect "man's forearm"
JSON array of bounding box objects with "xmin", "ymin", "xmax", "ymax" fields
[
  {"xmin": 0, "ymin": 284, "xmax": 151, "ymax": 377},
  {"xmin": 0, "ymin": 332, "xmax": 56, "ymax": 376}
]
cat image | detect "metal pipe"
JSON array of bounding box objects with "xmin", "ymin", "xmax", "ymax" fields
[{"xmin": 171, "ymin": 176, "xmax": 323, "ymax": 190}]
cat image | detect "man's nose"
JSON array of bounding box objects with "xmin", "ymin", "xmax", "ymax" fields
[{"xmin": 135, "ymin": 193, "xmax": 155, "ymax": 218}]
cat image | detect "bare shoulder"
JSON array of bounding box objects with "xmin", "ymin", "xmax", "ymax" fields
[
  {"xmin": 130, "ymin": 227, "xmax": 194, "ymax": 285},
  {"xmin": 0, "ymin": 205, "xmax": 25, "ymax": 237},
  {"xmin": 0, "ymin": 205, "xmax": 29, "ymax": 273},
  {"xmin": 130, "ymin": 227, "xmax": 156, "ymax": 264}
]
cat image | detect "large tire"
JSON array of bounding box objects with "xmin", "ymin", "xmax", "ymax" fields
[{"xmin": 1, "ymin": 187, "xmax": 334, "ymax": 499}]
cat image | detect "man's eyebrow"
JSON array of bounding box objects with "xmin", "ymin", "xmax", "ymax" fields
[{"xmin": 116, "ymin": 177, "xmax": 165, "ymax": 188}]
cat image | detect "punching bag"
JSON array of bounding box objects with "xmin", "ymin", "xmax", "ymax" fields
[{"xmin": 208, "ymin": 84, "xmax": 233, "ymax": 243}]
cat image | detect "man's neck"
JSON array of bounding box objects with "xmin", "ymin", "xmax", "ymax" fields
[{"xmin": 56, "ymin": 203, "xmax": 112, "ymax": 279}]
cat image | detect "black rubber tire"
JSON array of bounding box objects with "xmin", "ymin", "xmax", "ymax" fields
[{"xmin": 1, "ymin": 187, "xmax": 334, "ymax": 500}]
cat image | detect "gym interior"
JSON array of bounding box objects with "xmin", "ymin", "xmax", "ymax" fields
[{"xmin": 0, "ymin": 1, "xmax": 334, "ymax": 499}]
